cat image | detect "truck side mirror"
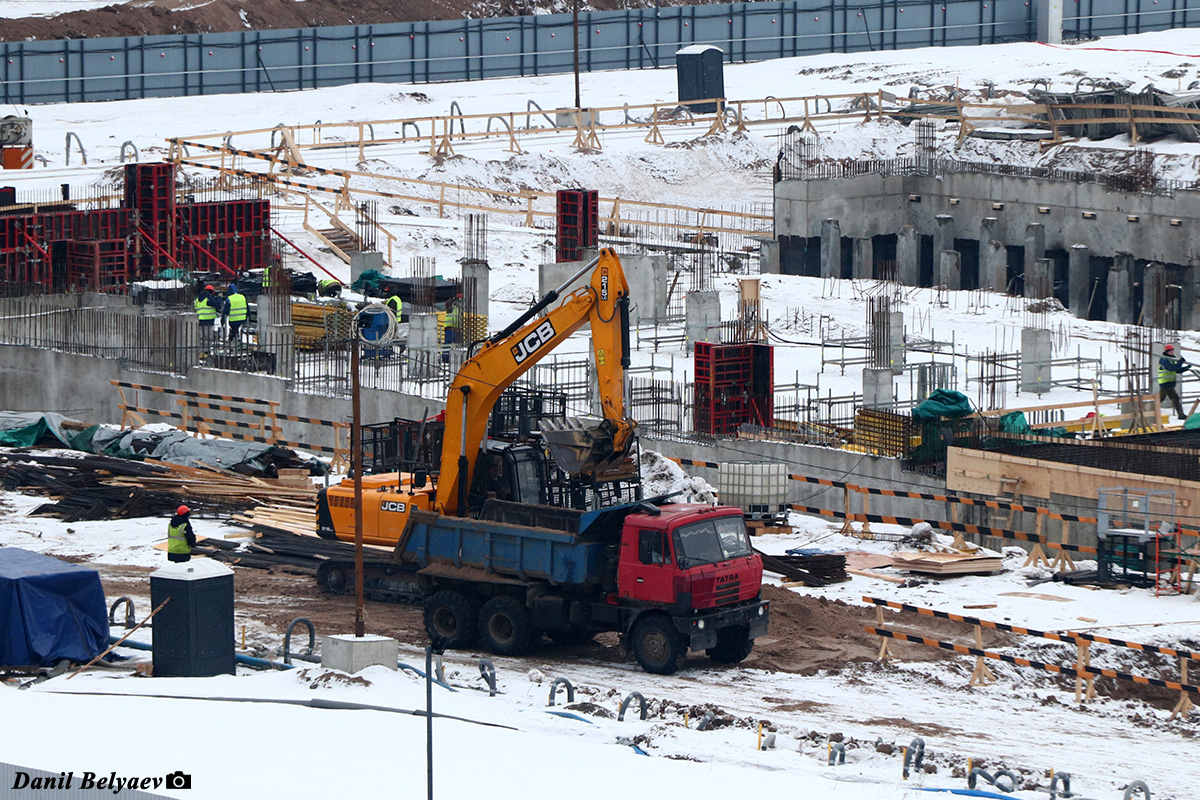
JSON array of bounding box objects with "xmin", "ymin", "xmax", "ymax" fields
[{"xmin": 413, "ymin": 469, "xmax": 428, "ymax": 489}]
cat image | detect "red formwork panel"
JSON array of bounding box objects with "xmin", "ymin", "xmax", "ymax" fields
[
  {"xmin": 75, "ymin": 208, "xmax": 130, "ymax": 242},
  {"xmin": 66, "ymin": 239, "xmax": 129, "ymax": 293},
  {"xmin": 693, "ymin": 341, "xmax": 774, "ymax": 435},
  {"xmin": 125, "ymin": 162, "xmax": 176, "ymax": 274},
  {"xmin": 555, "ymin": 189, "xmax": 598, "ymax": 263},
  {"xmin": 2, "ymin": 248, "xmax": 51, "ymax": 289}
]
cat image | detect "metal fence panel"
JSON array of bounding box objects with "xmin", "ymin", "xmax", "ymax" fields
[{"xmin": 1, "ymin": 1, "xmax": 1192, "ymax": 106}]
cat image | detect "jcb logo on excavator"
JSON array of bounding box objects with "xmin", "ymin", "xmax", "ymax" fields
[
  {"xmin": 511, "ymin": 320, "xmax": 556, "ymax": 364},
  {"xmin": 381, "ymin": 502, "xmax": 408, "ymax": 513}
]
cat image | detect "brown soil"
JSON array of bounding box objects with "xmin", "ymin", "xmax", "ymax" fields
[
  {"xmin": 2, "ymin": 0, "xmax": 706, "ymax": 42},
  {"xmin": 98, "ymin": 564, "xmax": 1005, "ymax": 675}
]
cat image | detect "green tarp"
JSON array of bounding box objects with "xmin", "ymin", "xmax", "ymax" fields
[{"xmin": 911, "ymin": 389, "xmax": 974, "ymax": 422}]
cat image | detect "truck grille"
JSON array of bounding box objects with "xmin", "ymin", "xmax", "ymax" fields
[{"xmin": 714, "ymin": 577, "xmax": 741, "ymax": 605}]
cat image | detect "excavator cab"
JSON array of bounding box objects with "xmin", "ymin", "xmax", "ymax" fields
[{"xmin": 468, "ymin": 445, "xmax": 546, "ymax": 512}]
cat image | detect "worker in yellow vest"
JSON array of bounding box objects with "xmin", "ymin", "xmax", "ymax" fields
[
  {"xmin": 166, "ymin": 505, "xmax": 197, "ymax": 563},
  {"xmin": 225, "ymin": 283, "xmax": 248, "ymax": 342},
  {"xmin": 443, "ymin": 296, "xmax": 462, "ymax": 345},
  {"xmin": 194, "ymin": 284, "xmax": 218, "ymax": 345},
  {"xmin": 385, "ymin": 290, "xmax": 403, "ymax": 320}
]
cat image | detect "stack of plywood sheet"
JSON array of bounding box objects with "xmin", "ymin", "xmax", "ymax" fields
[{"xmin": 892, "ymin": 551, "xmax": 1003, "ymax": 575}]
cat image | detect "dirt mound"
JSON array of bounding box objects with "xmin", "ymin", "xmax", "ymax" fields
[{"xmin": 1, "ymin": 0, "xmax": 702, "ymax": 42}]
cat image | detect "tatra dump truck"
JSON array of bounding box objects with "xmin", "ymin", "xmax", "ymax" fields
[{"xmin": 318, "ymin": 498, "xmax": 769, "ymax": 674}]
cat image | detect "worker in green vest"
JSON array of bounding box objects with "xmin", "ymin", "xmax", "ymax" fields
[
  {"xmin": 385, "ymin": 290, "xmax": 403, "ymax": 320},
  {"xmin": 317, "ymin": 278, "xmax": 343, "ymax": 298},
  {"xmin": 1158, "ymin": 344, "xmax": 1191, "ymax": 420},
  {"xmin": 166, "ymin": 505, "xmax": 197, "ymax": 563},
  {"xmin": 225, "ymin": 283, "xmax": 248, "ymax": 342},
  {"xmin": 194, "ymin": 284, "xmax": 218, "ymax": 345}
]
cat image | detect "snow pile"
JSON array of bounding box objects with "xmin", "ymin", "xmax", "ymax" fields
[{"xmin": 639, "ymin": 450, "xmax": 716, "ymax": 504}]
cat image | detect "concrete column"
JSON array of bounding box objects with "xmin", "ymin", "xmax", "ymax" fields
[
  {"xmin": 862, "ymin": 367, "xmax": 895, "ymax": 409},
  {"xmin": 852, "ymin": 237, "xmax": 873, "ymax": 280},
  {"xmin": 350, "ymin": 251, "xmax": 383, "ymax": 284},
  {"xmin": 685, "ymin": 290, "xmax": 721, "ymax": 351},
  {"xmin": 1107, "ymin": 253, "xmax": 1135, "ymax": 325},
  {"xmin": 1037, "ymin": 0, "xmax": 1064, "ymax": 44},
  {"xmin": 463, "ymin": 258, "xmax": 490, "ymax": 320},
  {"xmin": 1020, "ymin": 327, "xmax": 1053, "ymax": 395},
  {"xmin": 1027, "ymin": 257, "xmax": 1053, "ymax": 299},
  {"xmin": 409, "ymin": 312, "xmax": 439, "ymax": 378},
  {"xmin": 759, "ymin": 240, "xmax": 781, "ymax": 275},
  {"xmin": 1067, "ymin": 244, "xmax": 1090, "ymax": 318},
  {"xmin": 897, "ymin": 225, "xmax": 919, "ymax": 286},
  {"xmin": 939, "ymin": 250, "xmax": 962, "ymax": 291},
  {"xmin": 1182, "ymin": 263, "xmax": 1199, "ymax": 331},
  {"xmin": 933, "ymin": 215, "xmax": 954, "ymax": 270},
  {"xmin": 820, "ymin": 219, "xmax": 842, "ymax": 280},
  {"xmin": 1142, "ymin": 262, "xmax": 1167, "ymax": 329},
  {"xmin": 1024, "ymin": 223, "xmax": 1046, "ymax": 289},
  {"xmin": 984, "ymin": 239, "xmax": 1008, "ymax": 293},
  {"xmin": 889, "ymin": 312, "xmax": 905, "ymax": 376}
]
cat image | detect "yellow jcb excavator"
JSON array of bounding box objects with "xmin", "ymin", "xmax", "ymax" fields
[{"xmin": 317, "ymin": 248, "xmax": 636, "ymax": 547}]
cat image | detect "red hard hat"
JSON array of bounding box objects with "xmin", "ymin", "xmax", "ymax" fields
[
  {"xmin": 177, "ymin": 505, "xmax": 190, "ymax": 515},
  {"xmin": 1165, "ymin": 344, "xmax": 1176, "ymax": 352},
  {"xmin": 204, "ymin": 285, "xmax": 214, "ymax": 291}
]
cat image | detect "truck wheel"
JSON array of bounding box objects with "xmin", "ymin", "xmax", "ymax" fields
[
  {"xmin": 478, "ymin": 596, "xmax": 534, "ymax": 656},
  {"xmin": 424, "ymin": 591, "xmax": 480, "ymax": 649},
  {"xmin": 631, "ymin": 616, "xmax": 685, "ymax": 675},
  {"xmin": 706, "ymin": 627, "xmax": 753, "ymax": 664}
]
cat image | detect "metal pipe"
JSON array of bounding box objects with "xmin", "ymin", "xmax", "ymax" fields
[
  {"xmin": 478, "ymin": 659, "xmax": 497, "ymax": 697},
  {"xmin": 696, "ymin": 710, "xmax": 716, "ymax": 731},
  {"xmin": 352, "ymin": 338, "xmax": 364, "ymax": 638},
  {"xmin": 282, "ymin": 618, "xmax": 316, "ymax": 665},
  {"xmin": 1048, "ymin": 772, "xmax": 1071, "ymax": 800},
  {"xmin": 617, "ymin": 691, "xmax": 647, "ymax": 722},
  {"xmin": 108, "ymin": 597, "xmax": 135, "ymax": 629},
  {"xmin": 827, "ymin": 741, "xmax": 846, "ymax": 766},
  {"xmin": 547, "ymin": 677, "xmax": 575, "ymax": 706},
  {"xmin": 1123, "ymin": 781, "xmax": 1151, "ymax": 800},
  {"xmin": 903, "ymin": 737, "xmax": 926, "ymax": 779}
]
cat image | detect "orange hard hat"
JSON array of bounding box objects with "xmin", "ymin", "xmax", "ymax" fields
[
  {"xmin": 177, "ymin": 505, "xmax": 191, "ymax": 515},
  {"xmin": 205, "ymin": 285, "xmax": 214, "ymax": 291}
]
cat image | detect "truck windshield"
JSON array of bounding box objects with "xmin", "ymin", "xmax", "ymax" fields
[{"xmin": 672, "ymin": 516, "xmax": 752, "ymax": 568}]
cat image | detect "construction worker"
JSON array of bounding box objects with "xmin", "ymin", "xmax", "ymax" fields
[
  {"xmin": 225, "ymin": 283, "xmax": 248, "ymax": 342},
  {"xmin": 166, "ymin": 505, "xmax": 197, "ymax": 563},
  {"xmin": 385, "ymin": 289, "xmax": 403, "ymax": 320},
  {"xmin": 194, "ymin": 284, "xmax": 218, "ymax": 345},
  {"xmin": 317, "ymin": 278, "xmax": 343, "ymax": 298},
  {"xmin": 443, "ymin": 296, "xmax": 462, "ymax": 345},
  {"xmin": 1158, "ymin": 343, "xmax": 1191, "ymax": 420}
]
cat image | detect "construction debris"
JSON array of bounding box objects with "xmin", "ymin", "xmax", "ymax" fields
[
  {"xmin": 756, "ymin": 548, "xmax": 848, "ymax": 587},
  {"xmin": 891, "ymin": 551, "xmax": 1003, "ymax": 575}
]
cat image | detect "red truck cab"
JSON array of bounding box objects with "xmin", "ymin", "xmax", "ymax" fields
[{"xmin": 614, "ymin": 504, "xmax": 768, "ymax": 673}]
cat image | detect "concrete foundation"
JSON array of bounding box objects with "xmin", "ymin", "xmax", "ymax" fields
[
  {"xmin": 1107, "ymin": 254, "xmax": 1135, "ymax": 324},
  {"xmin": 862, "ymin": 367, "xmax": 895, "ymax": 409},
  {"xmin": 1027, "ymin": 257, "xmax": 1053, "ymax": 299},
  {"xmin": 321, "ymin": 634, "xmax": 398, "ymax": 673},
  {"xmin": 897, "ymin": 225, "xmax": 919, "ymax": 286},
  {"xmin": 938, "ymin": 250, "xmax": 961, "ymax": 291},
  {"xmin": 1020, "ymin": 327, "xmax": 1053, "ymax": 395},
  {"xmin": 685, "ymin": 290, "xmax": 721, "ymax": 350},
  {"xmin": 852, "ymin": 237, "xmax": 873, "ymax": 280},
  {"xmin": 1067, "ymin": 244, "xmax": 1090, "ymax": 317},
  {"xmin": 820, "ymin": 219, "xmax": 842, "ymax": 279}
]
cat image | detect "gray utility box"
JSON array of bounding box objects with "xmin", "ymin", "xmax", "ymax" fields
[
  {"xmin": 718, "ymin": 461, "xmax": 788, "ymax": 520},
  {"xmin": 675, "ymin": 45, "xmax": 725, "ymax": 114},
  {"xmin": 150, "ymin": 560, "xmax": 235, "ymax": 677}
]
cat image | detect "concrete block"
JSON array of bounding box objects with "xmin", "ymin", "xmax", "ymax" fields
[
  {"xmin": 759, "ymin": 239, "xmax": 781, "ymax": 274},
  {"xmin": 321, "ymin": 634, "xmax": 398, "ymax": 673},
  {"xmin": 685, "ymin": 290, "xmax": 721, "ymax": 351},
  {"xmin": 938, "ymin": 250, "xmax": 961, "ymax": 290},
  {"xmin": 1067, "ymin": 244, "xmax": 1090, "ymax": 317},
  {"xmin": 862, "ymin": 367, "xmax": 894, "ymax": 409},
  {"xmin": 553, "ymin": 108, "xmax": 598, "ymax": 128},
  {"xmin": 350, "ymin": 251, "xmax": 384, "ymax": 284},
  {"xmin": 897, "ymin": 225, "xmax": 919, "ymax": 286},
  {"xmin": 820, "ymin": 219, "xmax": 841, "ymax": 279},
  {"xmin": 1107, "ymin": 254, "xmax": 1135, "ymax": 324},
  {"xmin": 852, "ymin": 237, "xmax": 873, "ymax": 280},
  {"xmin": 984, "ymin": 239, "xmax": 1008, "ymax": 293},
  {"xmin": 1027, "ymin": 257, "xmax": 1053, "ymax": 299},
  {"xmin": 1020, "ymin": 327, "xmax": 1053, "ymax": 395}
]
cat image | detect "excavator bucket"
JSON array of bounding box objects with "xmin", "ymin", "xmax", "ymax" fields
[{"xmin": 540, "ymin": 418, "xmax": 631, "ymax": 476}]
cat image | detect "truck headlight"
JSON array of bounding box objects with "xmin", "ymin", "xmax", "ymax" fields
[
  {"xmin": 758, "ymin": 606, "xmax": 765, "ymax": 616},
  {"xmin": 697, "ymin": 619, "xmax": 706, "ymax": 630}
]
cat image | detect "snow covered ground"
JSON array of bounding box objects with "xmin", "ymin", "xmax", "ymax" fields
[
  {"xmin": 1, "ymin": 26, "xmax": 1199, "ymax": 800},
  {"xmin": 0, "ymin": 0, "xmax": 125, "ymax": 16}
]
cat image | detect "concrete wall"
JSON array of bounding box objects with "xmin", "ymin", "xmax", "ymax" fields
[
  {"xmin": 775, "ymin": 172, "xmax": 1200, "ymax": 265},
  {"xmin": 0, "ymin": 345, "xmax": 444, "ymax": 450}
]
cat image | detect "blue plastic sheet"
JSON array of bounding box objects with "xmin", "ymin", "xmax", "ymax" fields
[{"xmin": 0, "ymin": 548, "xmax": 109, "ymax": 667}]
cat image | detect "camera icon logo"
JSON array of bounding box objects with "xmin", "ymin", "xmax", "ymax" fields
[{"xmin": 165, "ymin": 771, "xmax": 192, "ymax": 790}]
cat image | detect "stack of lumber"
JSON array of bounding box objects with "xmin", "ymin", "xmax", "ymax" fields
[
  {"xmin": 892, "ymin": 551, "xmax": 1003, "ymax": 575},
  {"xmin": 292, "ymin": 301, "xmax": 352, "ymax": 350},
  {"xmin": 103, "ymin": 460, "xmax": 317, "ymax": 509},
  {"xmin": 210, "ymin": 529, "xmax": 393, "ymax": 572},
  {"xmin": 232, "ymin": 503, "xmax": 317, "ymax": 536},
  {"xmin": 755, "ymin": 549, "xmax": 848, "ymax": 587}
]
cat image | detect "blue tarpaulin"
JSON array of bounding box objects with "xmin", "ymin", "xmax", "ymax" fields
[{"xmin": 0, "ymin": 548, "xmax": 109, "ymax": 667}]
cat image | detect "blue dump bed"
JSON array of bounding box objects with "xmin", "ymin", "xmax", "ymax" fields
[{"xmin": 402, "ymin": 510, "xmax": 609, "ymax": 586}]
